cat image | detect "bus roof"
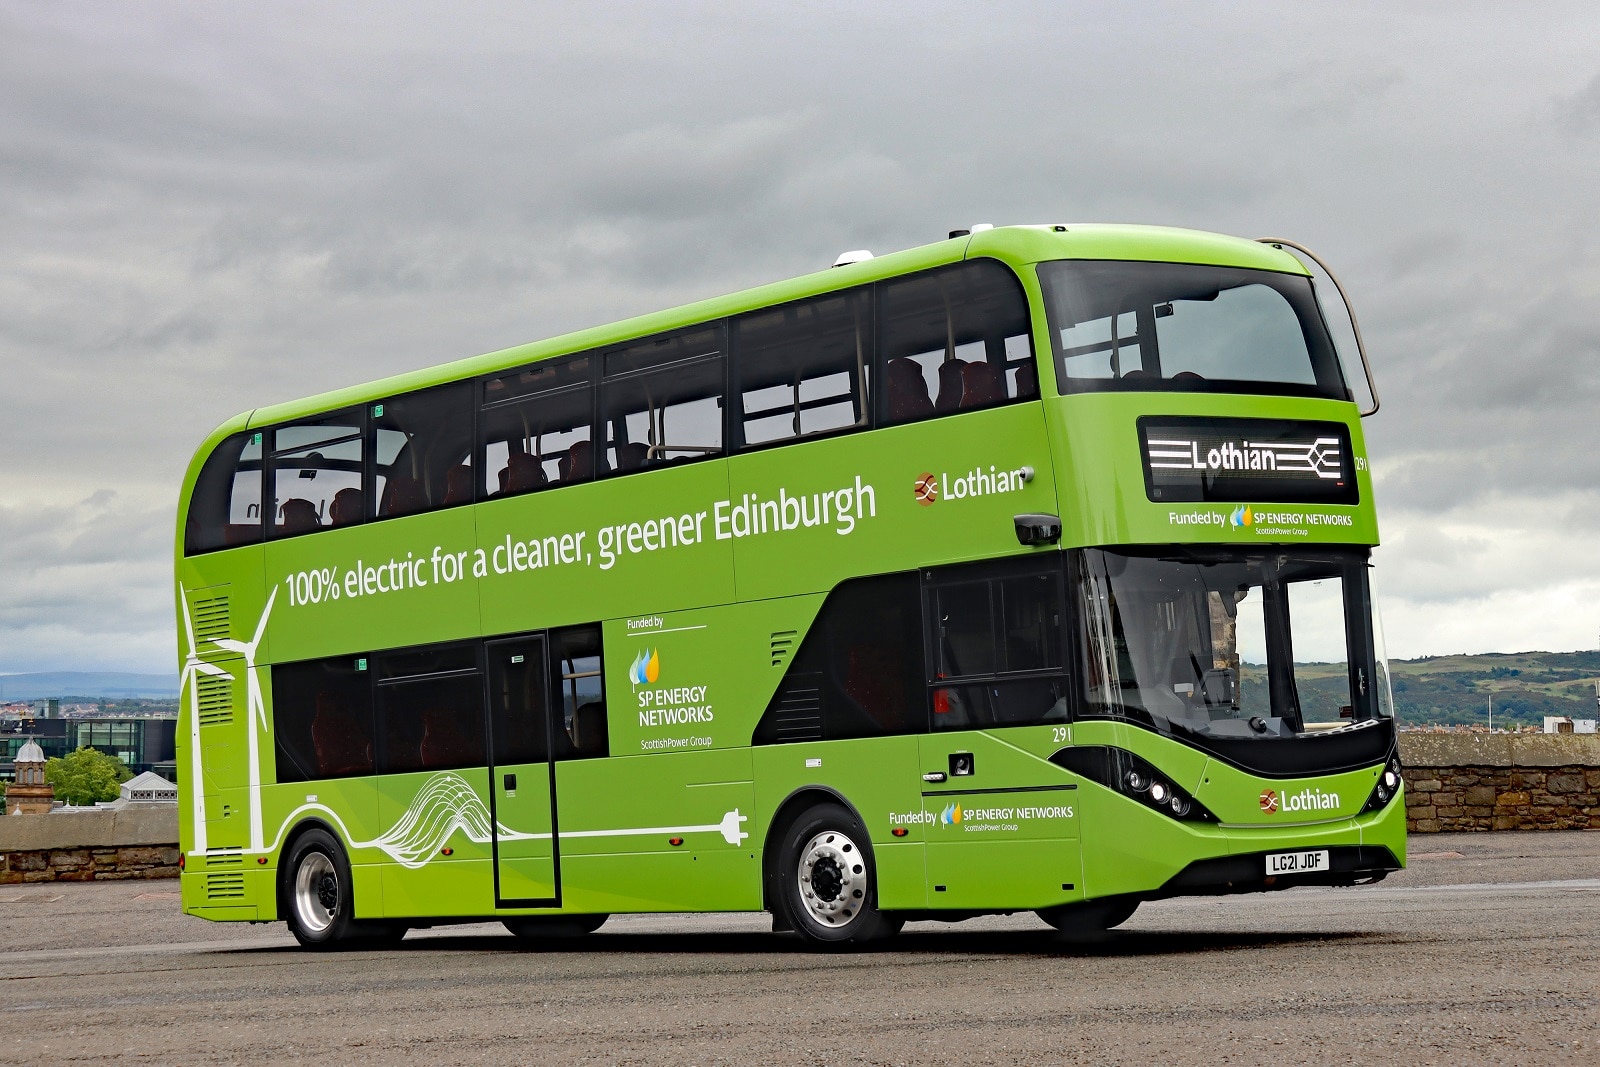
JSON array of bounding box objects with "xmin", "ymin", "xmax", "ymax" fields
[{"xmin": 230, "ymin": 223, "xmax": 1307, "ymax": 434}]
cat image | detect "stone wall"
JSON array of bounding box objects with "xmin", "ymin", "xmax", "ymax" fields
[
  {"xmin": 1399, "ymin": 733, "xmax": 1600, "ymax": 833},
  {"xmin": 0, "ymin": 806, "xmax": 180, "ymax": 883}
]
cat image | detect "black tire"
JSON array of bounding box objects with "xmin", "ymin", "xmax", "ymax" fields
[
  {"xmin": 282, "ymin": 828, "xmax": 360, "ymax": 949},
  {"xmin": 503, "ymin": 914, "xmax": 609, "ymax": 939},
  {"xmin": 775, "ymin": 802, "xmax": 899, "ymax": 947},
  {"xmin": 1036, "ymin": 896, "xmax": 1140, "ymax": 937}
]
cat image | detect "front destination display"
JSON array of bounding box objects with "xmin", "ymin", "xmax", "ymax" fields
[{"xmin": 173, "ymin": 223, "xmax": 1403, "ymax": 948}]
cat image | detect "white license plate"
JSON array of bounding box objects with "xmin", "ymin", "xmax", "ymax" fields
[{"xmin": 1266, "ymin": 849, "xmax": 1329, "ymax": 876}]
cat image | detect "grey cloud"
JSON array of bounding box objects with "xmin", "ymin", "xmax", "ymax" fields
[{"xmin": 4, "ymin": 2, "xmax": 1600, "ymax": 671}]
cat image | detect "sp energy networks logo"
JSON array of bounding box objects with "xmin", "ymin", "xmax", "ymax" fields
[
  {"xmin": 940, "ymin": 803, "xmax": 964, "ymax": 825},
  {"xmin": 1230, "ymin": 505, "xmax": 1254, "ymax": 528},
  {"xmin": 629, "ymin": 648, "xmax": 660, "ymax": 687},
  {"xmin": 1260, "ymin": 787, "xmax": 1342, "ymax": 815}
]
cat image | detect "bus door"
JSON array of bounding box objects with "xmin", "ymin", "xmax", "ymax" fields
[
  {"xmin": 917, "ymin": 563, "xmax": 1083, "ymax": 909},
  {"xmin": 486, "ymin": 635, "xmax": 559, "ymax": 907}
]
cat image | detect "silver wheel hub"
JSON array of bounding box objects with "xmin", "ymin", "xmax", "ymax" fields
[
  {"xmin": 796, "ymin": 829, "xmax": 867, "ymax": 928},
  {"xmin": 294, "ymin": 851, "xmax": 338, "ymax": 934}
]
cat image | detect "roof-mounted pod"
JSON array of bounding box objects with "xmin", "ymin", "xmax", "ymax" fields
[
  {"xmin": 831, "ymin": 249, "xmax": 874, "ymax": 268},
  {"xmin": 1257, "ymin": 237, "xmax": 1380, "ymax": 417}
]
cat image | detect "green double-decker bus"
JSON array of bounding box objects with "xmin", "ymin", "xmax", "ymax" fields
[{"xmin": 175, "ymin": 223, "xmax": 1403, "ymax": 947}]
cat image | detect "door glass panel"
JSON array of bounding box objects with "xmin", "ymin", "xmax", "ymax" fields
[{"xmin": 489, "ymin": 640, "xmax": 549, "ymax": 766}]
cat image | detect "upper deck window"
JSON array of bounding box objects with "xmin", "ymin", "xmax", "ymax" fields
[
  {"xmin": 481, "ymin": 355, "xmax": 596, "ymax": 497},
  {"xmin": 184, "ymin": 431, "xmax": 263, "ymax": 555},
  {"xmin": 735, "ymin": 289, "xmax": 871, "ymax": 448},
  {"xmin": 1038, "ymin": 261, "xmax": 1348, "ymax": 400},
  {"xmin": 601, "ymin": 325, "xmax": 725, "ymax": 474},
  {"xmin": 371, "ymin": 383, "xmax": 473, "ymax": 518},
  {"xmin": 879, "ymin": 260, "xmax": 1036, "ymax": 425},
  {"xmin": 269, "ymin": 411, "xmax": 365, "ymax": 539}
]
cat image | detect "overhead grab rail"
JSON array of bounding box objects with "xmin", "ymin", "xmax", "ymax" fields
[{"xmin": 1257, "ymin": 238, "xmax": 1379, "ymax": 417}]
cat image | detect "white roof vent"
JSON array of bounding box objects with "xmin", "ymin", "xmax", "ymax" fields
[
  {"xmin": 969, "ymin": 223, "xmax": 994, "ymax": 233},
  {"xmin": 832, "ymin": 249, "xmax": 874, "ymax": 268}
]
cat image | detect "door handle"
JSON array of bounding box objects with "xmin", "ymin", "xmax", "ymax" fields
[
  {"xmin": 504, "ymin": 772, "xmax": 517, "ymax": 791},
  {"xmin": 922, "ymin": 772, "xmax": 947, "ymax": 783}
]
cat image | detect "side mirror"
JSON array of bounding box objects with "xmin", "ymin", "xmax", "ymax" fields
[{"xmin": 1013, "ymin": 513, "xmax": 1061, "ymax": 546}]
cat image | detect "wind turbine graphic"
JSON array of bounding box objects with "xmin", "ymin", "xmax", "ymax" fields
[
  {"xmin": 177, "ymin": 585, "xmax": 235, "ymax": 856},
  {"xmin": 211, "ymin": 585, "xmax": 276, "ymax": 854}
]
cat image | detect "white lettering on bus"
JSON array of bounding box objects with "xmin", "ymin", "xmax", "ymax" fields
[
  {"xmin": 939, "ymin": 465, "xmax": 1028, "ymax": 502},
  {"xmin": 713, "ymin": 476, "xmax": 877, "ymax": 542},
  {"xmin": 598, "ymin": 510, "xmax": 707, "ymax": 571}
]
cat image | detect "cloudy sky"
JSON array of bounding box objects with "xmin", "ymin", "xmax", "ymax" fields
[{"xmin": 2, "ymin": 2, "xmax": 1597, "ymax": 675}]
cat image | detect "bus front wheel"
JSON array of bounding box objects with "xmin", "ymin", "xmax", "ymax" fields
[
  {"xmin": 777, "ymin": 803, "xmax": 900, "ymax": 947},
  {"xmin": 283, "ymin": 828, "xmax": 360, "ymax": 949}
]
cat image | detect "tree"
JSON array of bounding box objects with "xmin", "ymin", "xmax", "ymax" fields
[
  {"xmin": 0, "ymin": 780, "xmax": 7, "ymax": 815},
  {"xmin": 44, "ymin": 747, "xmax": 133, "ymax": 806}
]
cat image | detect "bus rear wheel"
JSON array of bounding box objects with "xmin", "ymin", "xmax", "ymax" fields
[
  {"xmin": 283, "ymin": 828, "xmax": 361, "ymax": 949},
  {"xmin": 503, "ymin": 914, "xmax": 609, "ymax": 939},
  {"xmin": 1036, "ymin": 897, "xmax": 1140, "ymax": 937},
  {"xmin": 777, "ymin": 803, "xmax": 900, "ymax": 947}
]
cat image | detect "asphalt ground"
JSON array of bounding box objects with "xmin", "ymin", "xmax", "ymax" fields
[{"xmin": 3, "ymin": 832, "xmax": 1598, "ymax": 1066}]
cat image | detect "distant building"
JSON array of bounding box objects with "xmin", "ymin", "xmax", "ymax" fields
[
  {"xmin": 7, "ymin": 739, "xmax": 54, "ymax": 814},
  {"xmin": 0, "ymin": 717, "xmax": 175, "ymax": 782},
  {"xmin": 1543, "ymin": 716, "xmax": 1598, "ymax": 734},
  {"xmin": 117, "ymin": 771, "xmax": 177, "ymax": 805}
]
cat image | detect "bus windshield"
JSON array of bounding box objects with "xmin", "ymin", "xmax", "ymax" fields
[
  {"xmin": 1038, "ymin": 260, "xmax": 1348, "ymax": 400},
  {"xmin": 1075, "ymin": 546, "xmax": 1390, "ymax": 740}
]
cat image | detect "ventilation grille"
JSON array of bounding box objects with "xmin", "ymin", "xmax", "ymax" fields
[
  {"xmin": 205, "ymin": 847, "xmax": 244, "ymax": 868},
  {"xmin": 770, "ymin": 673, "xmax": 823, "ymax": 742},
  {"xmin": 770, "ymin": 630, "xmax": 797, "ymax": 668},
  {"xmin": 197, "ymin": 674, "xmax": 235, "ymax": 727},
  {"xmin": 190, "ymin": 591, "xmax": 231, "ymax": 643},
  {"xmin": 205, "ymin": 872, "xmax": 246, "ymax": 900}
]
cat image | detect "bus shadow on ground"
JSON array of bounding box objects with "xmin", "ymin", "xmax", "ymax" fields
[{"xmin": 235, "ymin": 926, "xmax": 1396, "ymax": 959}]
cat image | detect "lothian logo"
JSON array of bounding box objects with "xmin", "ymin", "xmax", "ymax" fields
[
  {"xmin": 914, "ymin": 472, "xmax": 939, "ymax": 506},
  {"xmin": 1259, "ymin": 789, "xmax": 1279, "ymax": 813}
]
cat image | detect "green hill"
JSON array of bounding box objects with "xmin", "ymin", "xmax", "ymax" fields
[
  {"xmin": 1383, "ymin": 650, "xmax": 1600, "ymax": 727},
  {"xmin": 1276, "ymin": 651, "xmax": 1600, "ymax": 728}
]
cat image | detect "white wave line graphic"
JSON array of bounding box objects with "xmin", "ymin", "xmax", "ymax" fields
[{"xmin": 250, "ymin": 770, "xmax": 750, "ymax": 868}]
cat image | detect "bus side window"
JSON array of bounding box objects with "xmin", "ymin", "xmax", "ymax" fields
[
  {"xmin": 551, "ymin": 626, "xmax": 607, "ymax": 759},
  {"xmin": 600, "ymin": 324, "xmax": 725, "ymax": 474},
  {"xmin": 372, "ymin": 643, "xmax": 485, "ymax": 774},
  {"xmin": 879, "ymin": 260, "xmax": 1036, "ymax": 427},
  {"xmin": 753, "ymin": 572, "xmax": 925, "ymax": 744},
  {"xmin": 184, "ymin": 431, "xmax": 263, "ymax": 555},
  {"xmin": 926, "ymin": 562, "xmax": 1068, "ymax": 731},
  {"xmin": 481, "ymin": 355, "xmax": 595, "ymax": 498},
  {"xmin": 272, "ymin": 655, "xmax": 374, "ymax": 783},
  {"xmin": 735, "ymin": 288, "xmax": 871, "ymax": 448},
  {"xmin": 370, "ymin": 383, "xmax": 474, "ymax": 520},
  {"xmin": 268, "ymin": 411, "xmax": 365, "ymax": 538}
]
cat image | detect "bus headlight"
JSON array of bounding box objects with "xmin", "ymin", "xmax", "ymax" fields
[
  {"xmin": 1125, "ymin": 770, "xmax": 1150, "ymax": 793},
  {"xmin": 1360, "ymin": 752, "xmax": 1404, "ymax": 814},
  {"xmin": 1148, "ymin": 781, "xmax": 1170, "ymax": 804}
]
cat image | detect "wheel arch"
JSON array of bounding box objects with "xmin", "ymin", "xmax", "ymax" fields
[{"xmin": 761, "ymin": 785, "xmax": 870, "ymax": 916}]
